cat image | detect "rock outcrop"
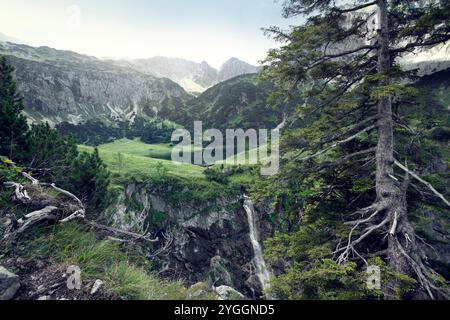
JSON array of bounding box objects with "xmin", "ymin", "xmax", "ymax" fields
[
  {"xmin": 214, "ymin": 285, "xmax": 245, "ymax": 300},
  {"xmin": 0, "ymin": 266, "xmax": 20, "ymax": 300}
]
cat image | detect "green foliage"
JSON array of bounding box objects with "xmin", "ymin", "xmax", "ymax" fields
[
  {"xmin": 66, "ymin": 148, "xmax": 111, "ymax": 216},
  {"xmin": 154, "ymin": 161, "xmax": 169, "ymax": 181},
  {"xmin": 366, "ymin": 257, "xmax": 416, "ymax": 300},
  {"xmin": 0, "ymin": 157, "xmax": 22, "ymax": 184},
  {"xmin": 57, "ymin": 117, "xmax": 178, "ymax": 146},
  {"xmin": 0, "ymin": 56, "xmax": 29, "ymax": 161},
  {"xmin": 204, "ymin": 166, "xmax": 230, "ymax": 184},
  {"xmin": 145, "ymin": 209, "xmax": 171, "ymax": 231},
  {"xmin": 114, "ymin": 152, "xmax": 125, "ymax": 174},
  {"xmin": 270, "ymin": 259, "xmax": 367, "ymax": 300},
  {"xmin": 256, "ymin": 0, "xmax": 450, "ymax": 300},
  {"xmin": 139, "ymin": 119, "xmax": 176, "ymax": 145},
  {"xmin": 78, "ymin": 140, "xmax": 205, "ymax": 181},
  {"xmin": 104, "ymin": 261, "xmax": 190, "ymax": 300},
  {"xmin": 25, "ymin": 122, "xmax": 79, "ymax": 184},
  {"xmin": 78, "ymin": 140, "xmax": 247, "ymax": 206}
]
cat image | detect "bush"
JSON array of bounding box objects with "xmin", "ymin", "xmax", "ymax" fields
[
  {"xmin": 66, "ymin": 148, "xmax": 111, "ymax": 216},
  {"xmin": 0, "ymin": 157, "xmax": 21, "ymax": 184},
  {"xmin": 204, "ymin": 167, "xmax": 229, "ymax": 184}
]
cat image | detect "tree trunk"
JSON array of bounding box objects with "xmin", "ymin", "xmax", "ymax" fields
[{"xmin": 375, "ymin": 0, "xmax": 411, "ymax": 278}]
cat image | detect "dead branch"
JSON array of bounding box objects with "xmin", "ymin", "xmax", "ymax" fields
[
  {"xmin": 82, "ymin": 220, "xmax": 159, "ymax": 243},
  {"xmin": 60, "ymin": 210, "xmax": 85, "ymax": 223},
  {"xmin": 4, "ymin": 182, "xmax": 31, "ymax": 202},
  {"xmin": 146, "ymin": 230, "xmax": 174, "ymax": 258},
  {"xmin": 336, "ymin": 213, "xmax": 390, "ymax": 264},
  {"xmin": 388, "ymin": 211, "xmax": 398, "ymax": 236},
  {"xmin": 2, "ymin": 206, "xmax": 59, "ymax": 240},
  {"xmin": 41, "ymin": 183, "xmax": 84, "ymax": 209},
  {"xmin": 2, "ymin": 174, "xmax": 160, "ymax": 246},
  {"xmin": 21, "ymin": 172, "xmax": 39, "ymax": 185},
  {"xmin": 394, "ymin": 160, "xmax": 450, "ymax": 208},
  {"xmin": 345, "ymin": 209, "xmax": 381, "ymax": 226}
]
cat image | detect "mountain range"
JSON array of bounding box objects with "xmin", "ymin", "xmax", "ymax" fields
[
  {"xmin": 109, "ymin": 56, "xmax": 259, "ymax": 93},
  {"xmin": 0, "ymin": 36, "xmax": 449, "ymax": 129},
  {"xmin": 0, "ymin": 40, "xmax": 259, "ymax": 124}
]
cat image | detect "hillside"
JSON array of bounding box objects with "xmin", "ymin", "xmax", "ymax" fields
[
  {"xmin": 0, "ymin": 42, "xmax": 191, "ymax": 125},
  {"xmin": 0, "ymin": 41, "xmax": 263, "ymax": 127},
  {"xmin": 176, "ymin": 74, "xmax": 293, "ymax": 130}
]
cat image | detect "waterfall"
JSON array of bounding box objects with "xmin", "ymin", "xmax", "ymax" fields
[{"xmin": 243, "ymin": 195, "xmax": 271, "ymax": 294}]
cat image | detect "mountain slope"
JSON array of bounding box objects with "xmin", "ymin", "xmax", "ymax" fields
[
  {"xmin": 175, "ymin": 74, "xmax": 294, "ymax": 130},
  {"xmin": 218, "ymin": 58, "xmax": 259, "ymax": 83},
  {"xmin": 0, "ymin": 42, "xmax": 191, "ymax": 124}
]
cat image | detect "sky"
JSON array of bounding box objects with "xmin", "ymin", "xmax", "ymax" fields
[{"xmin": 0, "ymin": 0, "xmax": 299, "ymax": 68}]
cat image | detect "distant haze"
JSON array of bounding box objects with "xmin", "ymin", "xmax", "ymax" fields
[{"xmin": 0, "ymin": 0, "xmax": 300, "ymax": 69}]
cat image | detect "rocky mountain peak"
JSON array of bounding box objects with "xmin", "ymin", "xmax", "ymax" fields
[{"xmin": 218, "ymin": 57, "xmax": 259, "ymax": 82}]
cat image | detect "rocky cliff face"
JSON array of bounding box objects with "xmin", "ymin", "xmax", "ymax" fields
[
  {"xmin": 0, "ymin": 42, "xmax": 191, "ymax": 125},
  {"xmin": 108, "ymin": 183, "xmax": 269, "ymax": 298}
]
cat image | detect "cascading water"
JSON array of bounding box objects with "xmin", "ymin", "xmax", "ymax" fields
[{"xmin": 243, "ymin": 195, "xmax": 271, "ymax": 294}]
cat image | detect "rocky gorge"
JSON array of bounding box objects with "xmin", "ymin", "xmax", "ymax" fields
[{"xmin": 108, "ymin": 182, "xmax": 274, "ymax": 298}]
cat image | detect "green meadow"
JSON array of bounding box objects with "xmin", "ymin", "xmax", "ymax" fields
[
  {"xmin": 78, "ymin": 138, "xmax": 261, "ymax": 195},
  {"xmin": 78, "ymin": 139, "xmax": 205, "ymax": 181}
]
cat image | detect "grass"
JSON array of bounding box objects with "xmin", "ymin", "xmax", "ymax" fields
[
  {"xmin": 92, "ymin": 139, "xmax": 175, "ymax": 160},
  {"xmin": 78, "ymin": 138, "xmax": 259, "ymax": 204},
  {"xmin": 30, "ymin": 222, "xmax": 215, "ymax": 300},
  {"xmin": 78, "ymin": 139, "xmax": 205, "ymax": 181}
]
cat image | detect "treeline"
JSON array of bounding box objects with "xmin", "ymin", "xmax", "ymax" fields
[
  {"xmin": 56, "ymin": 117, "xmax": 177, "ymax": 146},
  {"xmin": 0, "ymin": 56, "xmax": 110, "ymax": 216}
]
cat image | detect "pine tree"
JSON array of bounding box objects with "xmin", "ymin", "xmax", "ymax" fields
[
  {"xmin": 67, "ymin": 148, "xmax": 111, "ymax": 217},
  {"xmin": 263, "ymin": 0, "xmax": 450, "ymax": 298},
  {"xmin": 26, "ymin": 122, "xmax": 79, "ymax": 183},
  {"xmin": 0, "ymin": 56, "xmax": 29, "ymax": 160}
]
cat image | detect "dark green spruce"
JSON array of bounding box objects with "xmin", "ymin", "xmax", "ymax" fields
[{"xmin": 260, "ymin": 0, "xmax": 450, "ymax": 299}]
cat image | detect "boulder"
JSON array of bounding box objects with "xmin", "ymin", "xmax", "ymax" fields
[
  {"xmin": 214, "ymin": 285, "xmax": 244, "ymax": 300},
  {"xmin": 0, "ymin": 266, "xmax": 20, "ymax": 300},
  {"xmin": 187, "ymin": 282, "xmax": 209, "ymax": 299}
]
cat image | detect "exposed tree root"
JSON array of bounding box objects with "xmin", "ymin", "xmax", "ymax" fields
[
  {"xmin": 335, "ymin": 160, "xmax": 450, "ymax": 299},
  {"xmin": 1, "ymin": 173, "xmax": 168, "ymax": 256}
]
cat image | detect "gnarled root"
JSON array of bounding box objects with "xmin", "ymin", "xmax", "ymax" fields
[
  {"xmin": 335, "ymin": 180, "xmax": 449, "ymax": 299},
  {"xmin": 1, "ymin": 173, "xmax": 158, "ymax": 246}
]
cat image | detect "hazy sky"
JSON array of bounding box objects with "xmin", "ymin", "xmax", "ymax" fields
[{"xmin": 0, "ymin": 0, "xmax": 299, "ymax": 68}]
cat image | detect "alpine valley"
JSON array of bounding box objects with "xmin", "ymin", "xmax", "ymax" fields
[{"xmin": 0, "ymin": 0, "xmax": 449, "ymax": 302}]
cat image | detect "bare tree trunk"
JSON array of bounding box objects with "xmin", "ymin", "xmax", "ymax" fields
[
  {"xmin": 376, "ymin": 0, "xmax": 411, "ymax": 278},
  {"xmin": 375, "ymin": 2, "xmax": 445, "ymax": 299},
  {"xmin": 335, "ymin": 0, "xmax": 448, "ymax": 299}
]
